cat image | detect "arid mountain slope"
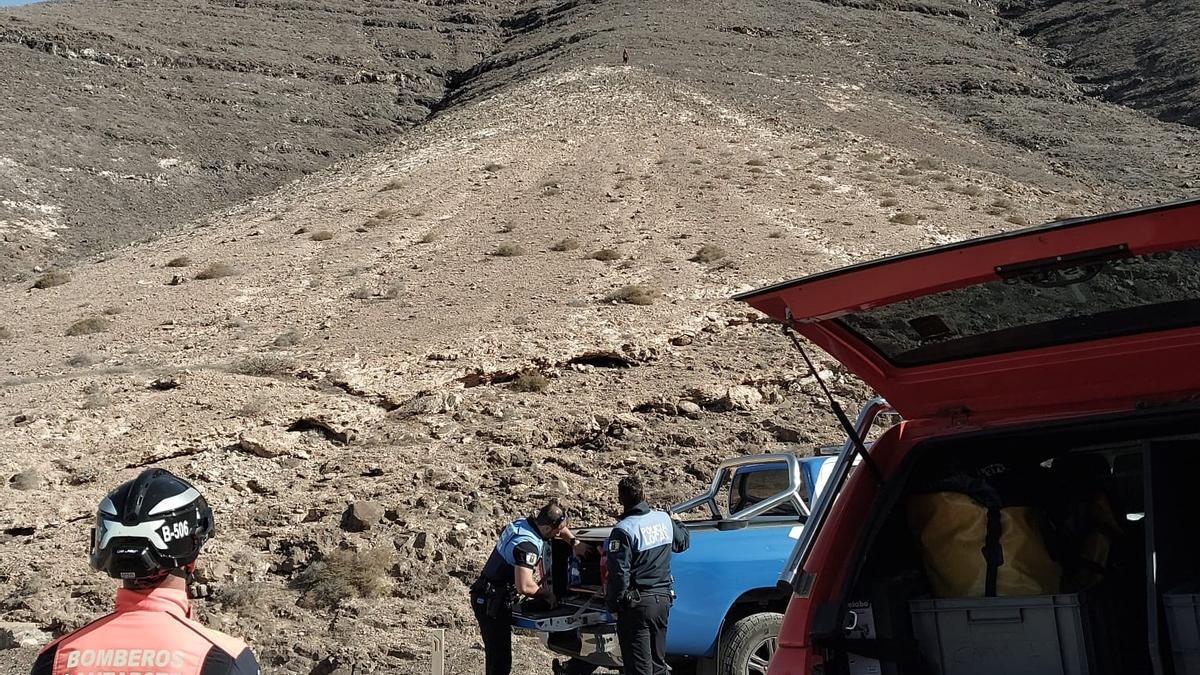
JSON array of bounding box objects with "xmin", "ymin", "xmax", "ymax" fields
[{"xmin": 3, "ymin": 0, "xmax": 1199, "ymax": 281}]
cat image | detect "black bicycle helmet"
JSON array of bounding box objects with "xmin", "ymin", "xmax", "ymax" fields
[{"xmin": 89, "ymin": 468, "xmax": 214, "ymax": 584}]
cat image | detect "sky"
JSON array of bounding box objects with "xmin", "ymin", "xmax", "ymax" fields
[{"xmin": 0, "ymin": 0, "xmax": 46, "ymax": 5}]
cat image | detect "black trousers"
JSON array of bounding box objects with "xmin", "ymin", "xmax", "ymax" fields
[
  {"xmin": 472, "ymin": 593, "xmax": 513, "ymax": 675},
  {"xmin": 616, "ymin": 594, "xmax": 671, "ymax": 675}
]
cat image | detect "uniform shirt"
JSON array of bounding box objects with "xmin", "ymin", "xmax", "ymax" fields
[
  {"xmin": 31, "ymin": 586, "xmax": 260, "ymax": 675},
  {"xmin": 605, "ymin": 502, "xmax": 690, "ymax": 611},
  {"xmin": 474, "ymin": 517, "xmax": 550, "ymax": 591}
]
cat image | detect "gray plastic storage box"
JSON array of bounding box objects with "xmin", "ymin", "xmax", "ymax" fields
[
  {"xmin": 1165, "ymin": 590, "xmax": 1200, "ymax": 675},
  {"xmin": 909, "ymin": 594, "xmax": 1094, "ymax": 675}
]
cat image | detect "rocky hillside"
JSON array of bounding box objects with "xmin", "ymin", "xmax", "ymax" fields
[{"xmin": 0, "ymin": 1, "xmax": 1198, "ymax": 674}]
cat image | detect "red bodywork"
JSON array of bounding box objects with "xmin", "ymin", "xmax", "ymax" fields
[{"xmin": 734, "ymin": 199, "xmax": 1200, "ymax": 675}]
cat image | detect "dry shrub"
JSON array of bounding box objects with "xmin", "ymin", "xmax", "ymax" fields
[
  {"xmin": 382, "ymin": 284, "xmax": 402, "ymax": 300},
  {"xmin": 103, "ymin": 306, "xmax": 124, "ymax": 316},
  {"xmin": 238, "ymin": 396, "xmax": 271, "ymax": 417},
  {"xmin": 688, "ymin": 159, "xmax": 704, "ymax": 165},
  {"xmin": 295, "ymin": 548, "xmax": 394, "ymax": 608},
  {"xmin": 880, "ymin": 190, "xmax": 897, "ymax": 198},
  {"xmin": 948, "ymin": 184, "xmax": 984, "ymax": 197},
  {"xmin": 746, "ymin": 157, "xmax": 768, "ymax": 167},
  {"xmin": 349, "ymin": 287, "xmax": 373, "ymax": 300},
  {"xmin": 483, "ymin": 162, "xmax": 505, "ymax": 173},
  {"xmin": 379, "ymin": 180, "xmax": 404, "ymax": 192},
  {"xmin": 195, "ymin": 262, "xmax": 239, "ymax": 280},
  {"xmin": 499, "ymin": 223, "xmax": 516, "ymax": 233},
  {"xmin": 693, "ymin": 244, "xmax": 727, "ymax": 263},
  {"xmin": 216, "ymin": 581, "xmax": 263, "ymax": 610},
  {"xmin": 10, "ymin": 469, "xmax": 39, "ymax": 491},
  {"xmin": 898, "ymin": 167, "xmax": 919, "ymax": 176},
  {"xmin": 418, "ymin": 231, "xmax": 439, "ymax": 244},
  {"xmin": 374, "ymin": 208, "xmax": 398, "ymax": 220},
  {"xmin": 768, "ymin": 230, "xmax": 784, "ymax": 239},
  {"xmin": 68, "ymin": 352, "xmax": 101, "ymax": 368},
  {"xmin": 889, "ymin": 213, "xmax": 920, "ymax": 226},
  {"xmin": 914, "ymin": 157, "xmax": 945, "ymax": 171},
  {"xmin": 880, "ymin": 198, "xmax": 900, "ymax": 208},
  {"xmin": 273, "ymin": 330, "xmax": 302, "ymax": 348},
  {"xmin": 862, "ymin": 151, "xmax": 886, "ymax": 162},
  {"xmin": 991, "ymin": 197, "xmax": 1015, "ymax": 209},
  {"xmin": 66, "ymin": 317, "xmax": 110, "ymax": 336},
  {"xmin": 231, "ymin": 354, "xmax": 295, "ymax": 377},
  {"xmin": 512, "ymin": 371, "xmax": 550, "ymax": 393},
  {"xmin": 33, "ymin": 271, "xmax": 71, "ymax": 289},
  {"xmin": 590, "ymin": 249, "xmax": 621, "ymax": 261},
  {"xmin": 551, "ymin": 238, "xmax": 581, "ymax": 252},
  {"xmin": 0, "ymin": 326, "xmax": 11, "ymax": 341},
  {"xmin": 1054, "ymin": 213, "xmax": 1076, "ymax": 221},
  {"xmin": 310, "ymin": 231, "xmax": 334, "ymax": 242},
  {"xmin": 492, "ymin": 243, "xmax": 525, "ymax": 257},
  {"xmin": 294, "ymin": 227, "xmax": 310, "ymax": 235},
  {"xmin": 807, "ymin": 182, "xmax": 831, "ymax": 192},
  {"xmin": 1006, "ymin": 215, "xmax": 1030, "ymax": 226},
  {"xmin": 165, "ymin": 256, "xmax": 192, "ymax": 268},
  {"xmin": 82, "ymin": 391, "xmax": 112, "ymax": 410},
  {"xmin": 607, "ymin": 284, "xmax": 661, "ymax": 306}
]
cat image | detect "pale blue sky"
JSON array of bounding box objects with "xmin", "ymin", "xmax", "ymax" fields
[{"xmin": 0, "ymin": 0, "xmax": 46, "ymax": 5}]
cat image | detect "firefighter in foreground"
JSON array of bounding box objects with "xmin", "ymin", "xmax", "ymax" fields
[
  {"xmin": 31, "ymin": 468, "xmax": 261, "ymax": 675},
  {"xmin": 471, "ymin": 501, "xmax": 587, "ymax": 675},
  {"xmin": 605, "ymin": 475, "xmax": 691, "ymax": 675}
]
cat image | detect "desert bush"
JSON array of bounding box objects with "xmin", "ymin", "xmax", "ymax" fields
[
  {"xmin": 66, "ymin": 317, "xmax": 110, "ymax": 336},
  {"xmin": 948, "ymin": 184, "xmax": 984, "ymax": 196},
  {"xmin": 294, "ymin": 548, "xmax": 394, "ymax": 608},
  {"xmin": 880, "ymin": 190, "xmax": 897, "ymax": 198},
  {"xmin": 230, "ymin": 354, "xmax": 295, "ymax": 377},
  {"xmin": 382, "ymin": 284, "xmax": 401, "ymax": 300},
  {"xmin": 349, "ymin": 287, "xmax": 373, "ymax": 300},
  {"xmin": 550, "ymin": 238, "xmax": 581, "ymax": 252},
  {"xmin": 512, "ymin": 371, "xmax": 550, "ymax": 393},
  {"xmin": 102, "ymin": 306, "xmax": 124, "ymax": 316},
  {"xmin": 310, "ymin": 231, "xmax": 334, "ymax": 242},
  {"xmin": 379, "ymin": 180, "xmax": 404, "ymax": 192},
  {"xmin": 82, "ymin": 391, "xmax": 112, "ymax": 410},
  {"xmin": 195, "ymin": 262, "xmax": 239, "ymax": 280},
  {"xmin": 889, "ymin": 213, "xmax": 920, "ymax": 226},
  {"xmin": 693, "ymin": 244, "xmax": 727, "ymax": 263},
  {"xmin": 238, "ymin": 396, "xmax": 271, "ymax": 417},
  {"xmin": 607, "ymin": 284, "xmax": 661, "ymax": 306},
  {"xmin": 590, "ymin": 249, "xmax": 621, "ymax": 261},
  {"xmin": 374, "ymin": 208, "xmax": 398, "ymax": 220},
  {"xmin": 990, "ymin": 197, "xmax": 1014, "ymax": 209},
  {"xmin": 165, "ymin": 256, "xmax": 192, "ymax": 268},
  {"xmin": 483, "ymin": 162, "xmax": 505, "ymax": 173},
  {"xmin": 880, "ymin": 198, "xmax": 900, "ymax": 207},
  {"xmin": 273, "ymin": 330, "xmax": 302, "ymax": 348},
  {"xmin": 688, "ymin": 159, "xmax": 704, "ymax": 165},
  {"xmin": 32, "ymin": 271, "xmax": 71, "ymax": 289},
  {"xmin": 294, "ymin": 227, "xmax": 310, "ymax": 235},
  {"xmin": 10, "ymin": 469, "xmax": 39, "ymax": 491},
  {"xmin": 417, "ymin": 231, "xmax": 439, "ymax": 244},
  {"xmin": 768, "ymin": 230, "xmax": 784, "ymax": 239},
  {"xmin": 746, "ymin": 157, "xmax": 767, "ymax": 167},
  {"xmin": 499, "ymin": 223, "xmax": 516, "ymax": 233},
  {"xmin": 897, "ymin": 167, "xmax": 919, "ymax": 176},
  {"xmin": 1006, "ymin": 215, "xmax": 1030, "ymax": 226},
  {"xmin": 914, "ymin": 156, "xmax": 945, "ymax": 171},
  {"xmin": 216, "ymin": 581, "xmax": 263, "ymax": 610},
  {"xmin": 492, "ymin": 243, "xmax": 525, "ymax": 257},
  {"xmin": 68, "ymin": 352, "xmax": 101, "ymax": 368},
  {"xmin": 0, "ymin": 326, "xmax": 11, "ymax": 341},
  {"xmin": 807, "ymin": 182, "xmax": 830, "ymax": 192}
]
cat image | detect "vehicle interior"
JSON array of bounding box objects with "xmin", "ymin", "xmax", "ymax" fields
[{"xmin": 826, "ymin": 407, "xmax": 1200, "ymax": 675}]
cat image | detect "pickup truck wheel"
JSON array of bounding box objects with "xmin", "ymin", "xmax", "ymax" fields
[{"xmin": 718, "ymin": 612, "xmax": 783, "ymax": 675}]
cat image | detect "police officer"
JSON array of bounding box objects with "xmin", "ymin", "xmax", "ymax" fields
[
  {"xmin": 605, "ymin": 475, "xmax": 690, "ymax": 675},
  {"xmin": 471, "ymin": 501, "xmax": 584, "ymax": 675},
  {"xmin": 32, "ymin": 468, "xmax": 261, "ymax": 674}
]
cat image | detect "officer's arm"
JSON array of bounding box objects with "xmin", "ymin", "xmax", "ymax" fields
[
  {"xmin": 671, "ymin": 518, "xmax": 690, "ymax": 553},
  {"xmin": 512, "ymin": 541, "xmax": 544, "ymax": 597},
  {"xmin": 605, "ymin": 529, "xmax": 633, "ymax": 612},
  {"xmin": 30, "ymin": 644, "xmax": 56, "ymax": 675}
]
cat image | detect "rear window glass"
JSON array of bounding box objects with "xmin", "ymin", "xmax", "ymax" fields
[{"xmin": 839, "ymin": 248, "xmax": 1200, "ymax": 366}]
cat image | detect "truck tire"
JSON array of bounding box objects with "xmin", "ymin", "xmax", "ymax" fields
[{"xmin": 718, "ymin": 612, "xmax": 783, "ymax": 675}]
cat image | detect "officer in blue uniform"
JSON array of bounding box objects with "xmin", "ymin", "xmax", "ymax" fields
[
  {"xmin": 471, "ymin": 501, "xmax": 582, "ymax": 675},
  {"xmin": 605, "ymin": 475, "xmax": 690, "ymax": 675}
]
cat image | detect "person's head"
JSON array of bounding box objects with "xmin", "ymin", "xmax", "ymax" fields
[
  {"xmin": 89, "ymin": 468, "xmax": 214, "ymax": 589},
  {"xmin": 617, "ymin": 475, "xmax": 645, "ymax": 510},
  {"xmin": 533, "ymin": 501, "xmax": 568, "ymax": 538}
]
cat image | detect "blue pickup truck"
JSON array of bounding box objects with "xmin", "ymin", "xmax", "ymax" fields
[{"xmin": 512, "ymin": 453, "xmax": 836, "ymax": 674}]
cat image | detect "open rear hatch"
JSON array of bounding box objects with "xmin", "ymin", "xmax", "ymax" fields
[{"xmin": 735, "ymin": 199, "xmax": 1200, "ymax": 422}]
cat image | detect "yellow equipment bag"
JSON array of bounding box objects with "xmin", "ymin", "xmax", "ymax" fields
[{"xmin": 906, "ymin": 475, "xmax": 1061, "ymax": 598}]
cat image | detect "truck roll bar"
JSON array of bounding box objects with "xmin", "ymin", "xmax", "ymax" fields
[{"xmin": 670, "ymin": 453, "xmax": 810, "ymax": 521}]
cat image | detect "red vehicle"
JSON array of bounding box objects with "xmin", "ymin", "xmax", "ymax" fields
[{"xmin": 735, "ymin": 198, "xmax": 1200, "ymax": 675}]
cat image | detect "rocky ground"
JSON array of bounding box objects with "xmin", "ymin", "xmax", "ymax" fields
[{"xmin": 1, "ymin": 1, "xmax": 1198, "ymax": 674}]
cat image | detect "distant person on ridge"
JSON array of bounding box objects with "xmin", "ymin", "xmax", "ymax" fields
[
  {"xmin": 31, "ymin": 468, "xmax": 260, "ymax": 675},
  {"xmin": 622, "ymin": 48, "xmax": 629, "ymax": 65}
]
